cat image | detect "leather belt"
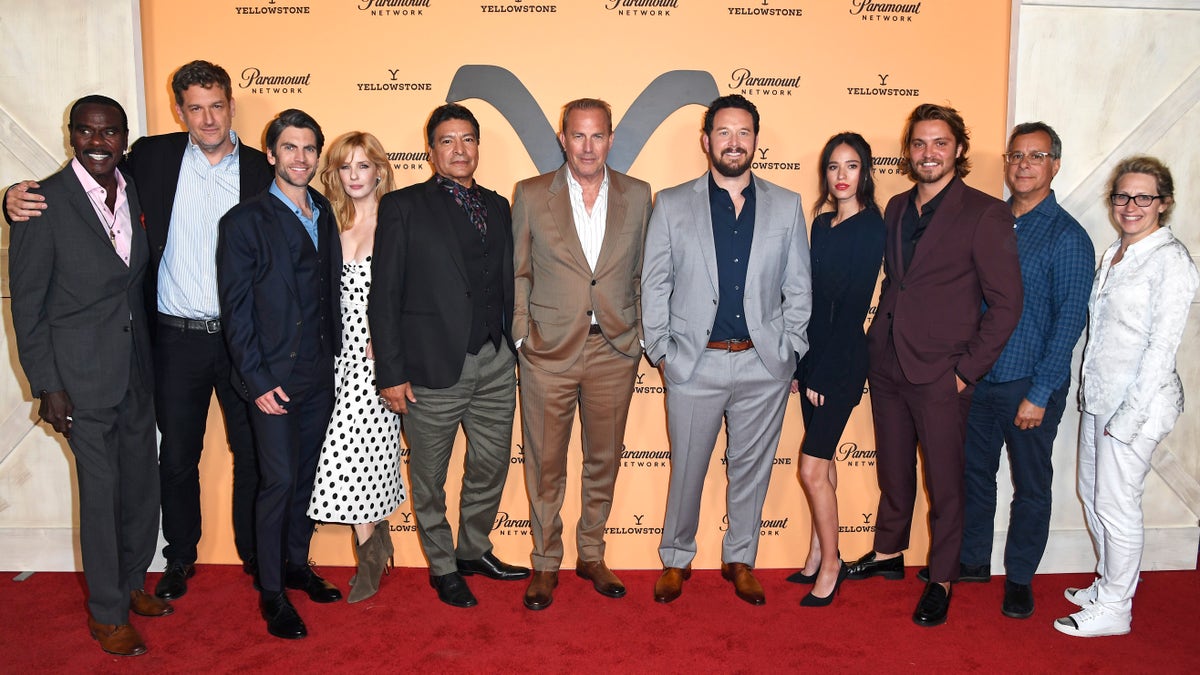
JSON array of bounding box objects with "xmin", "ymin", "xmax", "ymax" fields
[
  {"xmin": 158, "ymin": 313, "xmax": 221, "ymax": 334},
  {"xmin": 588, "ymin": 324, "xmax": 603, "ymax": 335},
  {"xmin": 706, "ymin": 338, "xmax": 753, "ymax": 352}
]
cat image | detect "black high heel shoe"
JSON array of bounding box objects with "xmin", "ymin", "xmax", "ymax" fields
[
  {"xmin": 800, "ymin": 561, "xmax": 848, "ymax": 607},
  {"xmin": 786, "ymin": 550, "xmax": 840, "ymax": 584}
]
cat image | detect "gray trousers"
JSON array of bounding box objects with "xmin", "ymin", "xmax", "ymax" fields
[
  {"xmin": 659, "ymin": 348, "xmax": 790, "ymax": 568},
  {"xmin": 403, "ymin": 344, "xmax": 517, "ymax": 576}
]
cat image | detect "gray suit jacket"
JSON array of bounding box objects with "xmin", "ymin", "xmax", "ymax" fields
[
  {"xmin": 9, "ymin": 164, "xmax": 152, "ymax": 408},
  {"xmin": 641, "ymin": 172, "xmax": 812, "ymax": 384}
]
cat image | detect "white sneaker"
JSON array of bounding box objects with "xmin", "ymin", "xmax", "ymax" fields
[
  {"xmin": 1053, "ymin": 604, "xmax": 1131, "ymax": 637},
  {"xmin": 1064, "ymin": 579, "xmax": 1099, "ymax": 607}
]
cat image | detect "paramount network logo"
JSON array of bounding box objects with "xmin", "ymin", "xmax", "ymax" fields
[
  {"xmin": 388, "ymin": 150, "xmax": 429, "ymax": 172},
  {"xmin": 445, "ymin": 65, "xmax": 718, "ymax": 173},
  {"xmin": 358, "ymin": 0, "xmax": 429, "ymax": 15},
  {"xmin": 719, "ymin": 513, "xmax": 790, "ymax": 536},
  {"xmin": 492, "ymin": 511, "xmax": 531, "ymax": 534},
  {"xmin": 605, "ymin": 0, "xmax": 678, "ymax": 16},
  {"xmin": 239, "ymin": 67, "xmax": 310, "ymax": 95},
  {"xmin": 399, "ymin": 445, "xmax": 411, "ymax": 466},
  {"xmin": 356, "ymin": 68, "xmax": 433, "ymax": 93},
  {"xmin": 728, "ymin": 67, "xmax": 801, "ymax": 97},
  {"xmin": 847, "ymin": 73, "xmax": 920, "ymax": 97},
  {"xmin": 725, "ymin": 0, "xmax": 804, "ymax": 17},
  {"xmin": 840, "ymin": 512, "xmax": 876, "ymax": 533},
  {"xmin": 834, "ymin": 441, "xmax": 876, "ymax": 467},
  {"xmin": 848, "ymin": 0, "xmax": 921, "ymax": 21},
  {"xmin": 752, "ymin": 147, "xmax": 803, "ymax": 173},
  {"xmin": 871, "ymin": 155, "xmax": 907, "ymax": 175},
  {"xmin": 480, "ymin": 1, "xmax": 560, "ymax": 13},
  {"xmin": 621, "ymin": 445, "xmax": 671, "ymax": 468},
  {"xmin": 605, "ymin": 513, "xmax": 664, "ymax": 535},
  {"xmin": 235, "ymin": 0, "xmax": 311, "ymax": 15}
]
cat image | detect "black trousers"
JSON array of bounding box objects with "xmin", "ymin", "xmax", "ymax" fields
[{"xmin": 155, "ymin": 321, "xmax": 259, "ymax": 564}]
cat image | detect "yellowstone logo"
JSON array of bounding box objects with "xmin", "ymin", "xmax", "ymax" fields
[
  {"xmin": 847, "ymin": 73, "xmax": 920, "ymax": 97},
  {"xmin": 358, "ymin": 0, "xmax": 429, "ymax": 15},
  {"xmin": 481, "ymin": 1, "xmax": 560, "ymax": 12},
  {"xmin": 388, "ymin": 511, "xmax": 419, "ymax": 532},
  {"xmin": 492, "ymin": 511, "xmax": 532, "ymax": 535},
  {"xmin": 605, "ymin": 0, "xmax": 678, "ymax": 17},
  {"xmin": 848, "ymin": 0, "xmax": 921, "ymax": 21},
  {"xmin": 752, "ymin": 147, "xmax": 803, "ymax": 173},
  {"xmin": 356, "ymin": 69, "xmax": 433, "ymax": 92},
  {"xmin": 621, "ymin": 445, "xmax": 671, "ymax": 468},
  {"xmin": 238, "ymin": 67, "xmax": 310, "ymax": 95},
  {"xmin": 511, "ymin": 443, "xmax": 526, "ymax": 465},
  {"xmin": 606, "ymin": 513, "xmax": 664, "ymax": 535},
  {"xmin": 872, "ymin": 155, "xmax": 907, "ymax": 176},
  {"xmin": 235, "ymin": 0, "xmax": 312, "ymax": 15},
  {"xmin": 446, "ymin": 65, "xmax": 718, "ymax": 174},
  {"xmin": 726, "ymin": 1, "xmax": 804, "ymax": 18},
  {"xmin": 835, "ymin": 441, "xmax": 876, "ymax": 467},
  {"xmin": 728, "ymin": 67, "xmax": 801, "ymax": 97},
  {"xmin": 633, "ymin": 371, "xmax": 665, "ymax": 395},
  {"xmin": 719, "ymin": 514, "xmax": 789, "ymax": 537},
  {"xmin": 840, "ymin": 512, "xmax": 876, "ymax": 533},
  {"xmin": 388, "ymin": 150, "xmax": 429, "ymax": 172}
]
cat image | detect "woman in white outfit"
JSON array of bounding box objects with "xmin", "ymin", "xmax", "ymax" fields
[{"xmin": 1056, "ymin": 156, "xmax": 1198, "ymax": 637}]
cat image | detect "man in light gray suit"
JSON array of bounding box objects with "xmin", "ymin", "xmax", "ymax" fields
[{"xmin": 641, "ymin": 95, "xmax": 811, "ymax": 605}]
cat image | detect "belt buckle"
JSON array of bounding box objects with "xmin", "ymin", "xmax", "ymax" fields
[{"xmin": 204, "ymin": 319, "xmax": 220, "ymax": 334}]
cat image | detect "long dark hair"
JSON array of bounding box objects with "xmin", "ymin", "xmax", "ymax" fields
[{"xmin": 811, "ymin": 132, "xmax": 879, "ymax": 221}]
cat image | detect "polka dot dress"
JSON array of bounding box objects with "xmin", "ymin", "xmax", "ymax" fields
[{"xmin": 308, "ymin": 257, "xmax": 404, "ymax": 524}]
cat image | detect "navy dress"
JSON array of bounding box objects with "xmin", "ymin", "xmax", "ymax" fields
[{"xmin": 797, "ymin": 209, "xmax": 886, "ymax": 459}]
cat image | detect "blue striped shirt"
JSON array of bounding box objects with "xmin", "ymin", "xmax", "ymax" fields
[
  {"xmin": 157, "ymin": 132, "xmax": 242, "ymax": 319},
  {"xmin": 983, "ymin": 191, "xmax": 1094, "ymax": 407}
]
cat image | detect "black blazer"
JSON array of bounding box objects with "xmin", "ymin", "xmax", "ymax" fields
[
  {"xmin": 124, "ymin": 132, "xmax": 273, "ymax": 328},
  {"xmin": 9, "ymin": 165, "xmax": 153, "ymax": 408},
  {"xmin": 369, "ymin": 177, "xmax": 515, "ymax": 391},
  {"xmin": 217, "ymin": 187, "xmax": 342, "ymax": 401}
]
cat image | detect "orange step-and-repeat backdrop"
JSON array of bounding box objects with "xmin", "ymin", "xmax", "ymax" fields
[{"xmin": 140, "ymin": 0, "xmax": 1012, "ymax": 570}]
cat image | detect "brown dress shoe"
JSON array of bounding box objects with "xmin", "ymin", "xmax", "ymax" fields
[
  {"xmin": 575, "ymin": 560, "xmax": 626, "ymax": 598},
  {"xmin": 88, "ymin": 617, "xmax": 147, "ymax": 656},
  {"xmin": 654, "ymin": 566, "xmax": 692, "ymax": 604},
  {"xmin": 523, "ymin": 570, "xmax": 558, "ymax": 611},
  {"xmin": 721, "ymin": 562, "xmax": 765, "ymax": 606},
  {"xmin": 130, "ymin": 589, "xmax": 174, "ymax": 617}
]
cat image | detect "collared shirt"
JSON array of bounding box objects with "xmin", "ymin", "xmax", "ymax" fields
[
  {"xmin": 157, "ymin": 131, "xmax": 241, "ymax": 319},
  {"xmin": 708, "ymin": 172, "xmax": 756, "ymax": 342},
  {"xmin": 1080, "ymin": 226, "xmax": 1198, "ymax": 443},
  {"xmin": 71, "ymin": 158, "xmax": 132, "ymax": 266},
  {"xmin": 565, "ymin": 166, "xmax": 609, "ymax": 272},
  {"xmin": 984, "ymin": 191, "xmax": 1094, "ymax": 407},
  {"xmin": 269, "ymin": 181, "xmax": 320, "ymax": 250},
  {"xmin": 436, "ymin": 174, "xmax": 488, "ymax": 235},
  {"xmin": 900, "ymin": 177, "xmax": 955, "ymax": 273}
]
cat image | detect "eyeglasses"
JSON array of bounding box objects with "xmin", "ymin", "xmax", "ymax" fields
[
  {"xmin": 1109, "ymin": 193, "xmax": 1162, "ymax": 207},
  {"xmin": 1002, "ymin": 151, "xmax": 1053, "ymax": 165}
]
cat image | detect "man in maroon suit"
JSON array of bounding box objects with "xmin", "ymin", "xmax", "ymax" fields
[{"xmin": 844, "ymin": 103, "xmax": 1022, "ymax": 627}]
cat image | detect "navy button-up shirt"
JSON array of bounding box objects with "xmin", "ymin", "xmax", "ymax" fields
[{"xmin": 709, "ymin": 173, "xmax": 756, "ymax": 342}]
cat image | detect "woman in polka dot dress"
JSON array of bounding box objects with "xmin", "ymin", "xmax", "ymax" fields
[{"xmin": 307, "ymin": 131, "xmax": 404, "ymax": 603}]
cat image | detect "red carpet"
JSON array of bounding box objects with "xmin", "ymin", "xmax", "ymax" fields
[{"xmin": 1, "ymin": 565, "xmax": 1196, "ymax": 673}]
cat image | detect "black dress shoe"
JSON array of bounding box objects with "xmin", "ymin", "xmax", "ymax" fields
[
  {"xmin": 154, "ymin": 561, "xmax": 195, "ymax": 600},
  {"xmin": 1002, "ymin": 580, "xmax": 1034, "ymax": 619},
  {"xmin": 917, "ymin": 562, "xmax": 990, "ymax": 583},
  {"xmin": 456, "ymin": 552, "xmax": 530, "ymax": 581},
  {"xmin": 260, "ymin": 592, "xmax": 307, "ymax": 639},
  {"xmin": 846, "ymin": 552, "xmax": 904, "ymax": 580},
  {"xmin": 284, "ymin": 567, "xmax": 342, "ymax": 603},
  {"xmin": 430, "ymin": 572, "xmax": 478, "ymax": 608},
  {"xmin": 912, "ymin": 583, "xmax": 952, "ymax": 627}
]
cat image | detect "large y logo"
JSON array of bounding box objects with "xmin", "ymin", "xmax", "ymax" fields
[{"xmin": 446, "ymin": 65, "xmax": 719, "ymax": 174}]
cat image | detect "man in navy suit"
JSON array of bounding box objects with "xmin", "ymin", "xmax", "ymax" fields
[
  {"xmin": 10, "ymin": 95, "xmax": 171, "ymax": 656},
  {"xmin": 5, "ymin": 61, "xmax": 274, "ymax": 600},
  {"xmin": 218, "ymin": 109, "xmax": 342, "ymax": 639}
]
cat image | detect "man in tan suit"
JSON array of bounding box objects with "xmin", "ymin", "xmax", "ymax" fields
[{"xmin": 512, "ymin": 98, "xmax": 653, "ymax": 610}]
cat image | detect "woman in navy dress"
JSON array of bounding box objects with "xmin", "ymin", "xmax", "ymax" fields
[{"xmin": 787, "ymin": 132, "xmax": 885, "ymax": 606}]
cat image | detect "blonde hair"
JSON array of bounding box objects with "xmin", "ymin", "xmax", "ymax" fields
[
  {"xmin": 319, "ymin": 131, "xmax": 395, "ymax": 231},
  {"xmin": 1107, "ymin": 155, "xmax": 1175, "ymax": 226}
]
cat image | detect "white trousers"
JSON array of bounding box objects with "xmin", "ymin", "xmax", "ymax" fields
[{"xmin": 1077, "ymin": 410, "xmax": 1169, "ymax": 616}]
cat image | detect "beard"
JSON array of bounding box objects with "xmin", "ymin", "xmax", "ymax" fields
[
  {"xmin": 910, "ymin": 158, "xmax": 955, "ymax": 184},
  {"xmin": 710, "ymin": 146, "xmax": 752, "ymax": 178}
]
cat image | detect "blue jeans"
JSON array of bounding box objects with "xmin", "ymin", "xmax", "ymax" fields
[{"xmin": 961, "ymin": 377, "xmax": 1068, "ymax": 584}]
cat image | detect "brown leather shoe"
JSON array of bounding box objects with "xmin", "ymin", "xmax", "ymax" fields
[
  {"xmin": 721, "ymin": 562, "xmax": 766, "ymax": 606},
  {"xmin": 88, "ymin": 617, "xmax": 147, "ymax": 656},
  {"xmin": 654, "ymin": 566, "xmax": 692, "ymax": 604},
  {"xmin": 575, "ymin": 560, "xmax": 626, "ymax": 598},
  {"xmin": 523, "ymin": 570, "xmax": 558, "ymax": 611},
  {"xmin": 130, "ymin": 589, "xmax": 174, "ymax": 617}
]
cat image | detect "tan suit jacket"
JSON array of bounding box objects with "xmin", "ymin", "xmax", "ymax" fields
[{"xmin": 512, "ymin": 165, "xmax": 652, "ymax": 371}]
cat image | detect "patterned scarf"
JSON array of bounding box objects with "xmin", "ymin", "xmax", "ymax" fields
[{"xmin": 436, "ymin": 174, "xmax": 487, "ymax": 236}]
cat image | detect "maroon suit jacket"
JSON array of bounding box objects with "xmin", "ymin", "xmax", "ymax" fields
[{"xmin": 866, "ymin": 177, "xmax": 1022, "ymax": 385}]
